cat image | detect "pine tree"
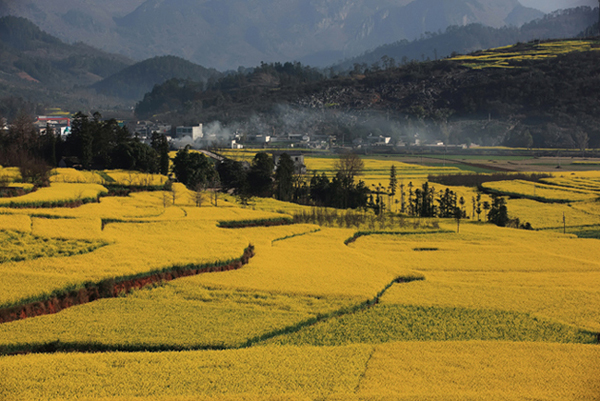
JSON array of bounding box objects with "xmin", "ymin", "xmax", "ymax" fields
[{"xmin": 388, "ymin": 165, "xmax": 397, "ymax": 212}]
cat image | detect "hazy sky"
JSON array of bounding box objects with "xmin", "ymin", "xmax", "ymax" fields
[{"xmin": 520, "ymin": 0, "xmax": 597, "ymax": 13}]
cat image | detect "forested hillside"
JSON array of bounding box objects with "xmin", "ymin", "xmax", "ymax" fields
[
  {"xmin": 333, "ymin": 7, "xmax": 598, "ymax": 71},
  {"xmin": 0, "ymin": 16, "xmax": 134, "ymax": 110},
  {"xmin": 0, "ymin": 16, "xmax": 132, "ymax": 89},
  {"xmin": 0, "ymin": 17, "xmax": 222, "ymax": 111},
  {"xmin": 135, "ymin": 39, "xmax": 600, "ymax": 149}
]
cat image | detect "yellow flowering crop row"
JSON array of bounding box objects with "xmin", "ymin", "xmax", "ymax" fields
[
  {"xmin": 0, "ymin": 213, "xmax": 31, "ymax": 232},
  {"xmin": 0, "ymin": 283, "xmax": 355, "ymax": 350},
  {"xmin": 0, "ymin": 166, "xmax": 20, "ymax": 182},
  {"xmin": 450, "ymin": 39, "xmax": 600, "ymax": 69},
  {"xmin": 0, "ymin": 183, "xmax": 108, "ymax": 207},
  {"xmin": 0, "ymin": 230, "xmax": 105, "ymax": 264},
  {"xmin": 104, "ymin": 170, "xmax": 168, "ymax": 186},
  {"xmin": 541, "ymin": 176, "xmax": 600, "ymax": 192},
  {"xmin": 0, "ymin": 345, "xmax": 373, "ymax": 400},
  {"xmin": 187, "ymin": 226, "xmax": 420, "ymax": 299},
  {"xmin": 0, "ymin": 216, "xmax": 250, "ymax": 307},
  {"xmin": 350, "ymin": 222, "xmax": 600, "ymax": 273},
  {"xmin": 49, "ymin": 168, "xmax": 168, "ymax": 186},
  {"xmin": 506, "ymin": 199, "xmax": 600, "ymax": 229},
  {"xmin": 357, "ymin": 341, "xmax": 600, "ymax": 400},
  {"xmin": 50, "ymin": 168, "xmax": 107, "ymax": 184},
  {"xmin": 0, "ymin": 342, "xmax": 597, "ymax": 400},
  {"xmin": 381, "ymin": 270, "xmax": 600, "ymax": 332},
  {"xmin": 267, "ymin": 303, "xmax": 595, "ymax": 346},
  {"xmin": 304, "ymin": 156, "xmax": 460, "ymax": 178},
  {"xmin": 482, "ymin": 179, "xmax": 596, "ymax": 202}
]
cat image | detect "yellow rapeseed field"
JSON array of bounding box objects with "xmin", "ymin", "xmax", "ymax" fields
[
  {"xmin": 356, "ymin": 341, "xmax": 600, "ymax": 400},
  {"xmin": 2, "ymin": 160, "xmax": 600, "ymax": 400},
  {"xmin": 506, "ymin": 198, "xmax": 600, "ymax": 229},
  {"xmin": 105, "ymin": 170, "xmax": 168, "ymax": 186},
  {"xmin": 50, "ymin": 168, "xmax": 107, "ymax": 184},
  {"xmin": 482, "ymin": 179, "xmax": 597, "ymax": 202},
  {"xmin": 0, "ymin": 342, "xmax": 597, "ymax": 400},
  {"xmin": 381, "ymin": 270, "xmax": 600, "ymax": 332},
  {"xmin": 0, "ymin": 166, "xmax": 21, "ymax": 181},
  {"xmin": 187, "ymin": 226, "xmax": 420, "ymax": 299},
  {"xmin": 450, "ymin": 39, "xmax": 600, "ymax": 69},
  {"xmin": 0, "ymin": 284, "xmax": 355, "ymax": 350},
  {"xmin": 0, "ymin": 216, "xmax": 253, "ymax": 308},
  {"xmin": 541, "ymin": 176, "xmax": 600, "ymax": 192},
  {"xmin": 0, "ymin": 230, "xmax": 105, "ymax": 264},
  {"xmin": 0, "ymin": 345, "xmax": 373, "ymax": 400},
  {"xmin": 0, "ymin": 213, "xmax": 31, "ymax": 232},
  {"xmin": 0, "ymin": 183, "xmax": 108, "ymax": 207}
]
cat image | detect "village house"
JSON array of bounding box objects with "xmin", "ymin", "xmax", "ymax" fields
[
  {"xmin": 176, "ymin": 124, "xmax": 203, "ymax": 141},
  {"xmin": 35, "ymin": 116, "xmax": 71, "ymax": 137},
  {"xmin": 272, "ymin": 151, "xmax": 306, "ymax": 175}
]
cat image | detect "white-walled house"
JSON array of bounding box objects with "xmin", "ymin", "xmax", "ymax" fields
[{"xmin": 176, "ymin": 124, "xmax": 203, "ymax": 141}]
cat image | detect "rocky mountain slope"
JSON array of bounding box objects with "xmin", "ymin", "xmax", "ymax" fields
[{"xmin": 1, "ymin": 0, "xmax": 543, "ymax": 69}]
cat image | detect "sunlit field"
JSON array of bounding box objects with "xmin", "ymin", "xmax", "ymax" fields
[
  {"xmin": 1, "ymin": 155, "xmax": 599, "ymax": 400},
  {"xmin": 449, "ymin": 39, "xmax": 600, "ymax": 69}
]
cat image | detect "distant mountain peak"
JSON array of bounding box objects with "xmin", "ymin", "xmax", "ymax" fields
[{"xmin": 4, "ymin": 0, "xmax": 552, "ymax": 69}]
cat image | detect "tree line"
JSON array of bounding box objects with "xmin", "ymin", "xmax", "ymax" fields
[
  {"xmin": 0, "ymin": 111, "xmax": 170, "ymax": 187},
  {"xmin": 66, "ymin": 112, "xmax": 169, "ymax": 174},
  {"xmin": 171, "ymin": 149, "xmax": 371, "ymax": 209},
  {"xmin": 172, "ymin": 149, "xmax": 515, "ymax": 228}
]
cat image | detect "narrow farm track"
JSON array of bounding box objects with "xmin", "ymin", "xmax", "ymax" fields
[{"xmin": 0, "ymin": 245, "xmax": 255, "ymax": 326}]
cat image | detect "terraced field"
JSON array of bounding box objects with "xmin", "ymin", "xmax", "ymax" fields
[
  {"xmin": 0, "ymin": 158, "xmax": 599, "ymax": 400},
  {"xmin": 450, "ymin": 39, "xmax": 600, "ymax": 69}
]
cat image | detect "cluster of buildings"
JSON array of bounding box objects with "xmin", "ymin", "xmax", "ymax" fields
[
  {"xmin": 132, "ymin": 121, "xmax": 342, "ymax": 150},
  {"xmin": 29, "ymin": 116, "xmax": 399, "ymax": 151},
  {"xmin": 34, "ymin": 116, "xmax": 71, "ymax": 136}
]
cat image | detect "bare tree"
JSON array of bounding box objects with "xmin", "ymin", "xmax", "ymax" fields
[
  {"xmin": 334, "ymin": 151, "xmax": 364, "ymax": 182},
  {"xmin": 192, "ymin": 183, "xmax": 206, "ymax": 207},
  {"xmin": 572, "ymin": 129, "xmax": 589, "ymax": 158},
  {"xmin": 171, "ymin": 185, "xmax": 178, "ymax": 206},
  {"xmin": 162, "ymin": 190, "xmax": 171, "ymax": 209}
]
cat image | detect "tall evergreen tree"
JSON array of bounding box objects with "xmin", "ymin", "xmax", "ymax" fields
[
  {"xmin": 151, "ymin": 132, "xmax": 170, "ymax": 175},
  {"xmin": 388, "ymin": 165, "xmax": 398, "ymax": 212},
  {"xmin": 172, "ymin": 145, "xmax": 217, "ymax": 190},
  {"xmin": 488, "ymin": 195, "xmax": 509, "ymax": 227},
  {"xmin": 247, "ymin": 152, "xmax": 274, "ymax": 197},
  {"xmin": 274, "ymin": 153, "xmax": 294, "ymax": 202}
]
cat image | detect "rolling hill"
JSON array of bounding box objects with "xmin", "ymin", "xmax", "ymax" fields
[{"xmin": 91, "ymin": 55, "xmax": 221, "ymax": 100}]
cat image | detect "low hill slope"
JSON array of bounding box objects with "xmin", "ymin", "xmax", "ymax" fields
[{"xmin": 91, "ymin": 55, "xmax": 221, "ymax": 101}]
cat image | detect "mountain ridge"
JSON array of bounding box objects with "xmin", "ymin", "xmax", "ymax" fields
[{"xmin": 1, "ymin": 0, "xmax": 544, "ymax": 69}]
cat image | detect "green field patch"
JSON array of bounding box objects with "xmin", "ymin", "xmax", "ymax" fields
[
  {"xmin": 571, "ymin": 227, "xmax": 600, "ymax": 240},
  {"xmin": 0, "ymin": 230, "xmax": 107, "ymax": 264},
  {"xmin": 266, "ymin": 304, "xmax": 597, "ymax": 346}
]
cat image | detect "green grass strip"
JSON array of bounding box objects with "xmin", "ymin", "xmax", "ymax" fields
[
  {"xmin": 218, "ymin": 217, "xmax": 294, "ymax": 228},
  {"xmin": 344, "ymin": 230, "xmax": 452, "ymax": 245}
]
